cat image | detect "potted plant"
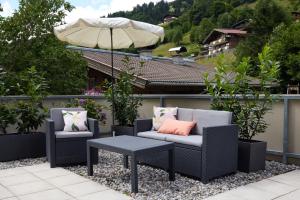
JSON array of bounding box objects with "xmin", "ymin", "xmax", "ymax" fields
[
  {"xmin": 0, "ymin": 66, "xmax": 48, "ymax": 161},
  {"xmin": 66, "ymin": 98, "xmax": 107, "ymax": 125},
  {"xmin": 104, "ymin": 56, "xmax": 143, "ymax": 136},
  {"xmin": 204, "ymin": 46, "xmax": 279, "ymax": 172}
]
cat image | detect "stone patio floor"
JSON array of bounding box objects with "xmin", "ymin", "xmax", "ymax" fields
[
  {"xmin": 205, "ymin": 170, "xmax": 300, "ymax": 200},
  {"xmin": 0, "ymin": 163, "xmax": 131, "ymax": 200},
  {"xmin": 1, "ymin": 163, "xmax": 300, "ymax": 200}
]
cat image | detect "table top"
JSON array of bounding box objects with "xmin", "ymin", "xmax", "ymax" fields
[{"xmin": 87, "ymin": 136, "xmax": 174, "ymax": 155}]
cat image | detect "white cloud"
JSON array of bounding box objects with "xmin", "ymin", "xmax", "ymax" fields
[
  {"xmin": 0, "ymin": 0, "xmax": 14, "ymax": 17},
  {"xmin": 65, "ymin": 0, "xmax": 174, "ymax": 23}
]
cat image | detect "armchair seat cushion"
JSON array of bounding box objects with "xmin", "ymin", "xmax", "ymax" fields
[
  {"xmin": 137, "ymin": 131, "xmax": 167, "ymax": 140},
  {"xmin": 165, "ymin": 134, "xmax": 203, "ymax": 147},
  {"xmin": 55, "ymin": 131, "xmax": 93, "ymax": 139}
]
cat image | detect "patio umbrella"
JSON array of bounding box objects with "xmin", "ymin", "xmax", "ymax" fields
[{"xmin": 54, "ymin": 17, "xmax": 164, "ymax": 128}]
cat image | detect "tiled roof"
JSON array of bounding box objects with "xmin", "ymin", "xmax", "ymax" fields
[
  {"xmin": 203, "ymin": 28, "xmax": 247, "ymax": 44},
  {"xmin": 82, "ymin": 49, "xmax": 214, "ymax": 87},
  {"xmin": 214, "ymin": 29, "xmax": 247, "ymax": 35}
]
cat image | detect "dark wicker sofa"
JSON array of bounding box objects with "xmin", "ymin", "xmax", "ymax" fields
[
  {"xmin": 46, "ymin": 108, "xmax": 99, "ymax": 168},
  {"xmin": 134, "ymin": 108, "xmax": 239, "ymax": 183}
]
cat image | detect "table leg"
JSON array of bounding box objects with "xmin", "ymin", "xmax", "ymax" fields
[
  {"xmin": 87, "ymin": 145, "xmax": 93, "ymax": 176},
  {"xmin": 130, "ymin": 155, "xmax": 138, "ymax": 193},
  {"xmin": 168, "ymin": 149, "xmax": 175, "ymax": 181},
  {"xmin": 123, "ymin": 155, "xmax": 129, "ymax": 169}
]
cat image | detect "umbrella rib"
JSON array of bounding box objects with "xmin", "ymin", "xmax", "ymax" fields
[
  {"xmin": 122, "ymin": 29, "xmax": 135, "ymax": 48},
  {"xmin": 96, "ymin": 28, "xmax": 102, "ymax": 48},
  {"xmin": 62, "ymin": 27, "xmax": 85, "ymax": 38}
]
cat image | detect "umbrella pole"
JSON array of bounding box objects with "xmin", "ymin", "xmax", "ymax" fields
[{"xmin": 110, "ymin": 27, "xmax": 115, "ymax": 136}]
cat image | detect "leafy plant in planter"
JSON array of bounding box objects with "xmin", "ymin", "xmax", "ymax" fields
[
  {"xmin": 104, "ymin": 56, "xmax": 143, "ymax": 135},
  {"xmin": 0, "ymin": 66, "xmax": 48, "ymax": 161},
  {"xmin": 0, "ymin": 104, "xmax": 17, "ymax": 134},
  {"xmin": 204, "ymin": 46, "xmax": 279, "ymax": 172},
  {"xmin": 0, "ymin": 67, "xmax": 17, "ymax": 134},
  {"xmin": 16, "ymin": 66, "xmax": 48, "ymax": 134},
  {"xmin": 66, "ymin": 98, "xmax": 107, "ymax": 125}
]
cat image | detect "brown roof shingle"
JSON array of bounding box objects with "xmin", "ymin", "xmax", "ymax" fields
[{"xmin": 82, "ymin": 50, "xmax": 213, "ymax": 87}]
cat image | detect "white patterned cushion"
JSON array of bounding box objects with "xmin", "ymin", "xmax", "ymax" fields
[
  {"xmin": 62, "ymin": 110, "xmax": 88, "ymax": 132},
  {"xmin": 152, "ymin": 106, "xmax": 178, "ymax": 130}
]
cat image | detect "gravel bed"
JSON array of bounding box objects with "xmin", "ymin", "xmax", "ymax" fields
[
  {"xmin": 0, "ymin": 157, "xmax": 46, "ymax": 170},
  {"xmin": 0, "ymin": 152, "xmax": 298, "ymax": 200},
  {"xmin": 64, "ymin": 150, "xmax": 299, "ymax": 200}
]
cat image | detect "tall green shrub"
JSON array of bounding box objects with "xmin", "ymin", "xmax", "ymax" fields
[
  {"xmin": 16, "ymin": 67, "xmax": 48, "ymax": 133},
  {"xmin": 204, "ymin": 46, "xmax": 279, "ymax": 140},
  {"xmin": 104, "ymin": 56, "xmax": 143, "ymax": 126},
  {"xmin": 0, "ymin": 67, "xmax": 17, "ymax": 134}
]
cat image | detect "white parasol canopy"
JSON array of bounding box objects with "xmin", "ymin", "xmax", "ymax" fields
[
  {"xmin": 54, "ymin": 17, "xmax": 165, "ymax": 49},
  {"xmin": 54, "ymin": 17, "xmax": 164, "ymax": 129}
]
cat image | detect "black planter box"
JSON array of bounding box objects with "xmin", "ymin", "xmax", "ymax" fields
[
  {"xmin": 111, "ymin": 125, "xmax": 135, "ymax": 136},
  {"xmin": 0, "ymin": 132, "xmax": 46, "ymax": 162},
  {"xmin": 238, "ymin": 139, "xmax": 267, "ymax": 173}
]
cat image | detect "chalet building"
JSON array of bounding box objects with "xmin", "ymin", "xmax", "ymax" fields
[
  {"xmin": 292, "ymin": 11, "xmax": 300, "ymax": 22},
  {"xmin": 201, "ymin": 29, "xmax": 247, "ymax": 57},
  {"xmin": 71, "ymin": 48, "xmax": 215, "ymax": 94},
  {"xmin": 231, "ymin": 19, "xmax": 251, "ymax": 31},
  {"xmin": 163, "ymin": 15, "xmax": 178, "ymax": 23}
]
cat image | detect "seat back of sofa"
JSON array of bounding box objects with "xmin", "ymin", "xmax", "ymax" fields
[{"xmin": 177, "ymin": 108, "xmax": 232, "ymax": 135}]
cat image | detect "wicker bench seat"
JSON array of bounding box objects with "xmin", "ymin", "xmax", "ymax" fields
[{"xmin": 134, "ymin": 108, "xmax": 239, "ymax": 183}]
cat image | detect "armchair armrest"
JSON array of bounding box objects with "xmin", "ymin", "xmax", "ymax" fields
[
  {"xmin": 88, "ymin": 118, "xmax": 100, "ymax": 138},
  {"xmin": 134, "ymin": 119, "xmax": 153, "ymax": 136},
  {"xmin": 46, "ymin": 118, "xmax": 56, "ymax": 167},
  {"xmin": 201, "ymin": 124, "xmax": 239, "ymax": 183}
]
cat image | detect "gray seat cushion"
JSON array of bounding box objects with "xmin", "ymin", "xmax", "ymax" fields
[
  {"xmin": 165, "ymin": 134, "xmax": 203, "ymax": 147},
  {"xmin": 192, "ymin": 109, "xmax": 232, "ymax": 135},
  {"xmin": 137, "ymin": 131, "xmax": 167, "ymax": 140},
  {"xmin": 55, "ymin": 131, "xmax": 93, "ymax": 139},
  {"xmin": 51, "ymin": 108, "xmax": 85, "ymax": 131}
]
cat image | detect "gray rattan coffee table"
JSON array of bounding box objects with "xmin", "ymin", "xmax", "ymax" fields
[{"xmin": 87, "ymin": 135, "xmax": 175, "ymax": 193}]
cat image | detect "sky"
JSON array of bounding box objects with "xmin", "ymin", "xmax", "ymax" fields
[{"xmin": 0, "ymin": 0, "xmax": 174, "ymax": 22}]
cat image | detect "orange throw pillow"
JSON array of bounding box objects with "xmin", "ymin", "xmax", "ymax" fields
[{"xmin": 158, "ymin": 119, "xmax": 196, "ymax": 136}]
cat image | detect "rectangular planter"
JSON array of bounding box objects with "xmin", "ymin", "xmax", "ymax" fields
[
  {"xmin": 0, "ymin": 132, "xmax": 46, "ymax": 162},
  {"xmin": 238, "ymin": 139, "xmax": 267, "ymax": 173},
  {"xmin": 111, "ymin": 125, "xmax": 135, "ymax": 136}
]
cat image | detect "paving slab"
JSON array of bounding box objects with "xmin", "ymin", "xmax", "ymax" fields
[
  {"xmin": 205, "ymin": 170, "xmax": 300, "ymax": 200},
  {"xmin": 77, "ymin": 189, "xmax": 133, "ymax": 200},
  {"xmin": 0, "ymin": 163, "xmax": 132, "ymax": 200},
  {"xmin": 7, "ymin": 180, "xmax": 54, "ymax": 196},
  {"xmin": 61, "ymin": 181, "xmax": 109, "ymax": 197},
  {"xmin": 0, "ymin": 184, "xmax": 14, "ymax": 199}
]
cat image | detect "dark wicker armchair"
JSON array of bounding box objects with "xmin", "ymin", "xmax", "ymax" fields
[{"xmin": 46, "ymin": 108, "xmax": 99, "ymax": 168}]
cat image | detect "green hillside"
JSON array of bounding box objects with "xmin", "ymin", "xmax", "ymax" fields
[{"xmin": 110, "ymin": 0, "xmax": 298, "ymax": 66}]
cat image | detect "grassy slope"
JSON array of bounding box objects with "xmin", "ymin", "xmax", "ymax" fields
[
  {"xmin": 153, "ymin": 42, "xmax": 176, "ymax": 57},
  {"xmin": 197, "ymin": 52, "xmax": 236, "ymax": 67},
  {"xmin": 153, "ymin": 32, "xmax": 199, "ymax": 57}
]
